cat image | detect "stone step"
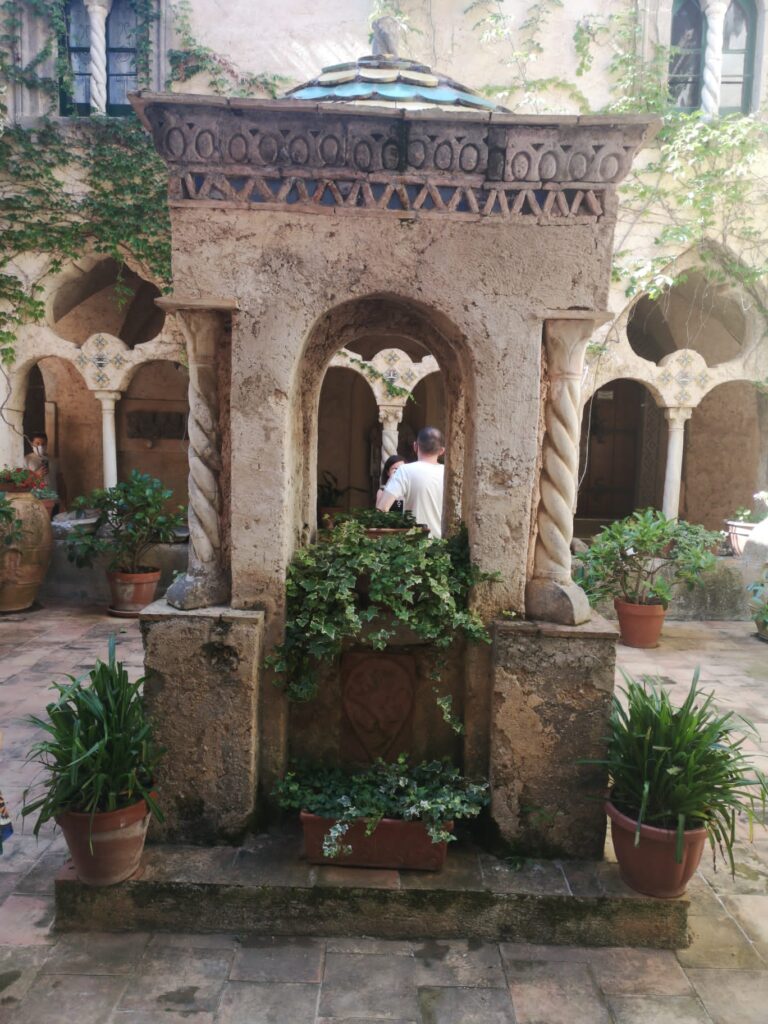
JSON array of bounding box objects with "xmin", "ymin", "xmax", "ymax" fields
[{"xmin": 54, "ymin": 831, "xmax": 689, "ymax": 949}]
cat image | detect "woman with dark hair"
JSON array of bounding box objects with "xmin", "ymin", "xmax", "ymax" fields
[{"xmin": 376, "ymin": 454, "xmax": 405, "ymax": 515}]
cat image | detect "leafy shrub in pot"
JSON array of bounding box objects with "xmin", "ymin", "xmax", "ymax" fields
[
  {"xmin": 22, "ymin": 638, "xmax": 164, "ymax": 885},
  {"xmin": 65, "ymin": 470, "xmax": 185, "ymax": 614},
  {"xmin": 591, "ymin": 670, "xmax": 768, "ymax": 898},
  {"xmin": 274, "ymin": 755, "xmax": 489, "ymax": 870},
  {"xmin": 576, "ymin": 509, "xmax": 719, "ymax": 647},
  {"xmin": 747, "ymin": 571, "xmax": 768, "ymax": 642}
]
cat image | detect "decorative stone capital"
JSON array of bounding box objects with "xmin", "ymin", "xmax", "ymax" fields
[
  {"xmin": 94, "ymin": 389, "xmax": 122, "ymax": 409},
  {"xmin": 379, "ymin": 405, "xmax": 405, "ymax": 428},
  {"xmin": 664, "ymin": 406, "xmax": 693, "ymax": 431}
]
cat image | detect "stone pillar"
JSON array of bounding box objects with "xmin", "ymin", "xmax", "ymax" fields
[
  {"xmin": 0, "ymin": 405, "xmax": 24, "ymax": 469},
  {"xmin": 701, "ymin": 0, "xmax": 729, "ymax": 119},
  {"xmin": 379, "ymin": 404, "xmax": 404, "ymax": 467},
  {"xmin": 661, "ymin": 407, "xmax": 692, "ymax": 519},
  {"xmin": 491, "ymin": 616, "xmax": 618, "ymax": 858},
  {"xmin": 140, "ymin": 602, "xmax": 264, "ymax": 842},
  {"xmin": 156, "ymin": 296, "xmax": 236, "ymax": 610},
  {"xmin": 84, "ymin": 0, "xmax": 112, "ymax": 115},
  {"xmin": 95, "ymin": 390, "xmax": 120, "ymax": 489},
  {"xmin": 526, "ymin": 312, "xmax": 612, "ymax": 626}
]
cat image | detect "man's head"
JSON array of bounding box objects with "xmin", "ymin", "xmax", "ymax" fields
[
  {"xmin": 30, "ymin": 432, "xmax": 47, "ymax": 454},
  {"xmin": 414, "ymin": 426, "xmax": 445, "ymax": 462}
]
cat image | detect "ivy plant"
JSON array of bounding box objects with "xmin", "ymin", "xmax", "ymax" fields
[
  {"xmin": 274, "ymin": 754, "xmax": 489, "ymax": 857},
  {"xmin": 575, "ymin": 508, "xmax": 720, "ymax": 607},
  {"xmin": 267, "ymin": 521, "xmax": 494, "ymax": 725},
  {"xmin": 0, "ymin": 492, "xmax": 22, "ymax": 546}
]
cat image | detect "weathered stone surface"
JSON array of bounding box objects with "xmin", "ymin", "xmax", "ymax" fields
[
  {"xmin": 53, "ymin": 838, "xmax": 688, "ymax": 949},
  {"xmin": 490, "ymin": 616, "xmax": 618, "ymax": 859},
  {"xmin": 140, "ymin": 601, "xmax": 264, "ymax": 842}
]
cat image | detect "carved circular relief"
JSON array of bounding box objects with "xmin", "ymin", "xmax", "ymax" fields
[
  {"xmin": 459, "ymin": 144, "xmax": 480, "ymax": 173},
  {"xmin": 195, "ymin": 130, "xmax": 216, "ymax": 160},
  {"xmin": 353, "ymin": 140, "xmax": 373, "ymax": 170},
  {"xmin": 599, "ymin": 153, "xmax": 621, "ymax": 181},
  {"xmin": 408, "ymin": 139, "xmax": 427, "ymax": 168},
  {"xmin": 257, "ymin": 133, "xmax": 280, "ymax": 165},
  {"xmin": 382, "ymin": 141, "xmax": 400, "ymax": 170},
  {"xmin": 165, "ymin": 127, "xmax": 186, "ymax": 159},
  {"xmin": 538, "ymin": 151, "xmax": 558, "ymax": 180},
  {"xmin": 568, "ymin": 152, "xmax": 589, "ymax": 180},
  {"xmin": 289, "ymin": 136, "xmax": 310, "ymax": 164},
  {"xmin": 227, "ymin": 133, "xmax": 248, "ymax": 163},
  {"xmin": 319, "ymin": 134, "xmax": 342, "ymax": 165},
  {"xmin": 434, "ymin": 141, "xmax": 454, "ymax": 171},
  {"xmin": 510, "ymin": 151, "xmax": 531, "ymax": 180}
]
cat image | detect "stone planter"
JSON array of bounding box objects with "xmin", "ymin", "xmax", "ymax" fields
[
  {"xmin": 107, "ymin": 569, "xmax": 162, "ymax": 617},
  {"xmin": 726, "ymin": 520, "xmax": 755, "ymax": 557},
  {"xmin": 300, "ymin": 811, "xmax": 453, "ymax": 870},
  {"xmin": 0, "ymin": 492, "xmax": 53, "ymax": 612},
  {"xmin": 56, "ymin": 798, "xmax": 151, "ymax": 886},
  {"xmin": 606, "ymin": 800, "xmax": 706, "ymax": 899},
  {"xmin": 614, "ymin": 598, "xmax": 666, "ymax": 649}
]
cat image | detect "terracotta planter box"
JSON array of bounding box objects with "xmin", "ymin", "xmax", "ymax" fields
[{"xmin": 300, "ymin": 811, "xmax": 453, "ymax": 871}]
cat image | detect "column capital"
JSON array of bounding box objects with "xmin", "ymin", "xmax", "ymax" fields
[
  {"xmin": 94, "ymin": 389, "xmax": 122, "ymax": 404},
  {"xmin": 544, "ymin": 312, "xmax": 613, "ymax": 379},
  {"xmin": 664, "ymin": 406, "xmax": 693, "ymax": 429},
  {"xmin": 702, "ymin": 0, "xmax": 729, "ymax": 19},
  {"xmin": 83, "ymin": 0, "xmax": 112, "ymax": 12},
  {"xmin": 379, "ymin": 404, "xmax": 405, "ymax": 426}
]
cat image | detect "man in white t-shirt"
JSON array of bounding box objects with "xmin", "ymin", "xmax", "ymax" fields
[{"xmin": 376, "ymin": 426, "xmax": 445, "ymax": 538}]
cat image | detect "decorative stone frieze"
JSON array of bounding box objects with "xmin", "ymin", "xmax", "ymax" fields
[{"xmin": 132, "ymin": 95, "xmax": 654, "ymax": 223}]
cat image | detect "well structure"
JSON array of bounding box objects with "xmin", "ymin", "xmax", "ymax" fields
[{"xmin": 132, "ymin": 63, "xmax": 655, "ymax": 858}]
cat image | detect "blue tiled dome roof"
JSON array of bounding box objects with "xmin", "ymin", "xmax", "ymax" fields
[{"xmin": 285, "ymin": 55, "xmax": 505, "ymax": 112}]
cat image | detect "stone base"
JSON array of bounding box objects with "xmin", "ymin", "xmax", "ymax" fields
[
  {"xmin": 525, "ymin": 578, "xmax": 591, "ymax": 626},
  {"xmin": 140, "ymin": 600, "xmax": 264, "ymax": 843},
  {"xmin": 54, "ymin": 832, "xmax": 688, "ymax": 949},
  {"xmin": 490, "ymin": 616, "xmax": 618, "ymax": 859},
  {"xmin": 165, "ymin": 564, "xmax": 230, "ymax": 610}
]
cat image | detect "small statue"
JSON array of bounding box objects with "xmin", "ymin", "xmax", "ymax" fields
[{"xmin": 371, "ymin": 16, "xmax": 400, "ymax": 59}]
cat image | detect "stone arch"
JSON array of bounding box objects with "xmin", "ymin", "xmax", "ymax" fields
[{"xmin": 294, "ymin": 294, "xmax": 471, "ymax": 540}]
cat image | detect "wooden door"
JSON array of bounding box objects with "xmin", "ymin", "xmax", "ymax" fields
[{"xmin": 577, "ymin": 380, "xmax": 643, "ymax": 519}]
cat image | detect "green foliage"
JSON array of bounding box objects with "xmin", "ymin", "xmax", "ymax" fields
[
  {"xmin": 0, "ymin": 466, "xmax": 38, "ymax": 489},
  {"xmin": 274, "ymin": 754, "xmax": 489, "ymax": 857},
  {"xmin": 167, "ymin": 0, "xmax": 287, "ymax": 96},
  {"xmin": 592, "ymin": 670, "xmax": 767, "ymax": 870},
  {"xmin": 65, "ymin": 470, "xmax": 185, "ymax": 574},
  {"xmin": 575, "ymin": 508, "xmax": 719, "ymax": 607},
  {"xmin": 22, "ymin": 637, "xmax": 164, "ymax": 839},
  {"xmin": 732, "ymin": 492, "xmax": 768, "ymax": 523},
  {"xmin": 338, "ymin": 352, "xmax": 413, "ymax": 400},
  {"xmin": 331, "ymin": 508, "xmax": 418, "ymax": 530},
  {"xmin": 0, "ymin": 492, "xmax": 22, "ymax": 546},
  {"xmin": 747, "ymin": 571, "xmax": 768, "ymax": 631},
  {"xmin": 267, "ymin": 521, "xmax": 494, "ymax": 712}
]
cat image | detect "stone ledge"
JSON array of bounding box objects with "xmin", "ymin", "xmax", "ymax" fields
[
  {"xmin": 54, "ymin": 835, "xmax": 688, "ymax": 949},
  {"xmin": 493, "ymin": 613, "xmax": 619, "ymax": 641},
  {"xmin": 139, "ymin": 599, "xmax": 265, "ymax": 623}
]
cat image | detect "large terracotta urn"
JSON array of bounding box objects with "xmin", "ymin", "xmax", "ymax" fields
[{"xmin": 0, "ymin": 493, "xmax": 53, "ymax": 612}]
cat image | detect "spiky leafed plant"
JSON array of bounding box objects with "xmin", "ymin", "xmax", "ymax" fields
[
  {"xmin": 22, "ymin": 638, "xmax": 163, "ymax": 840},
  {"xmin": 598, "ymin": 670, "xmax": 767, "ymax": 871}
]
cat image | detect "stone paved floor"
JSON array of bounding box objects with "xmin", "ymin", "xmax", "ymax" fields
[{"xmin": 0, "ymin": 608, "xmax": 767, "ymax": 1023}]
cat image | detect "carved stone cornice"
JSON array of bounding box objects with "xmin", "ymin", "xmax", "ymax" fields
[{"xmin": 131, "ymin": 93, "xmax": 658, "ymax": 224}]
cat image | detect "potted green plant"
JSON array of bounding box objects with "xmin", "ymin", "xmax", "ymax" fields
[
  {"xmin": 274, "ymin": 755, "xmax": 488, "ymax": 870},
  {"xmin": 576, "ymin": 509, "xmax": 719, "ymax": 648},
  {"xmin": 592, "ymin": 670, "xmax": 768, "ymax": 898},
  {"xmin": 747, "ymin": 570, "xmax": 768, "ymax": 642},
  {"xmin": 22, "ymin": 638, "xmax": 164, "ymax": 886},
  {"xmin": 317, "ymin": 470, "xmax": 367, "ymax": 526},
  {"xmin": 726, "ymin": 492, "xmax": 768, "ymax": 556},
  {"xmin": 267, "ymin": 521, "xmax": 492, "ymax": 725},
  {"xmin": 331, "ymin": 507, "xmax": 420, "ymax": 538},
  {"xmin": 0, "ymin": 484, "xmax": 52, "ymax": 613},
  {"xmin": 65, "ymin": 470, "xmax": 185, "ymax": 616},
  {"xmin": 0, "ymin": 466, "xmax": 39, "ymax": 493}
]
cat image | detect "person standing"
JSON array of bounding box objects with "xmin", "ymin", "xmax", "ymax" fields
[
  {"xmin": 376, "ymin": 454, "xmax": 405, "ymax": 515},
  {"xmin": 376, "ymin": 426, "xmax": 445, "ymax": 538}
]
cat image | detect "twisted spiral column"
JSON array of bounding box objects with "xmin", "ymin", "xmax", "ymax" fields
[
  {"xmin": 379, "ymin": 404, "xmax": 405, "ymax": 468},
  {"xmin": 160, "ymin": 301, "xmax": 234, "ymax": 610},
  {"xmin": 526, "ymin": 313, "xmax": 611, "ymax": 625},
  {"xmin": 84, "ymin": 0, "xmax": 111, "ymax": 115},
  {"xmin": 701, "ymin": 1, "xmax": 729, "ymax": 119}
]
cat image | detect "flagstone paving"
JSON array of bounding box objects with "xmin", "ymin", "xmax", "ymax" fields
[{"xmin": 0, "ymin": 607, "xmax": 766, "ymax": 1023}]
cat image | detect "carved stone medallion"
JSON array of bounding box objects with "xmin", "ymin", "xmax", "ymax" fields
[{"xmin": 341, "ymin": 652, "xmax": 416, "ymax": 763}]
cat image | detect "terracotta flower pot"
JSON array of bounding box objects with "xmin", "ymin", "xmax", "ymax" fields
[
  {"xmin": 56, "ymin": 798, "xmax": 151, "ymax": 886},
  {"xmin": 614, "ymin": 598, "xmax": 666, "ymax": 649},
  {"xmin": 107, "ymin": 569, "xmax": 161, "ymax": 617},
  {"xmin": 300, "ymin": 811, "xmax": 453, "ymax": 871},
  {"xmin": 726, "ymin": 520, "xmax": 755, "ymax": 557},
  {"xmin": 606, "ymin": 800, "xmax": 707, "ymax": 899},
  {"xmin": 0, "ymin": 493, "xmax": 53, "ymax": 613}
]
